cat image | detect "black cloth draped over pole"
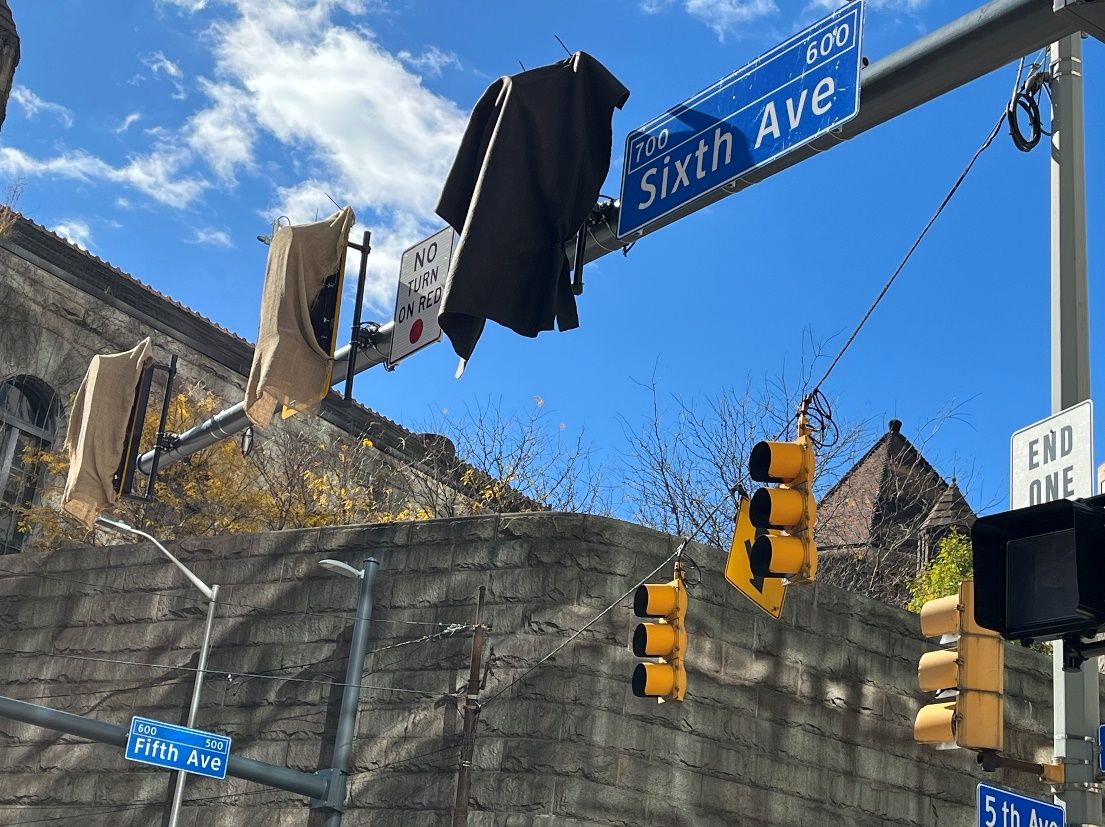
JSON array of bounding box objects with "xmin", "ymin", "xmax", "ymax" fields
[{"xmin": 435, "ymin": 51, "xmax": 629, "ymax": 372}]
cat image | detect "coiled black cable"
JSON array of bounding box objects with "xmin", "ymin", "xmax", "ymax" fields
[
  {"xmin": 1007, "ymin": 67, "xmax": 1049, "ymax": 152},
  {"xmin": 1007, "ymin": 89, "xmax": 1042, "ymax": 152}
]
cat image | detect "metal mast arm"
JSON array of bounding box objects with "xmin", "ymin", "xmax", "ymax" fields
[{"xmin": 137, "ymin": 0, "xmax": 1104, "ymax": 476}]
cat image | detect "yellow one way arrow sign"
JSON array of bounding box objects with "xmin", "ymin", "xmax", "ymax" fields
[{"xmin": 724, "ymin": 495, "xmax": 787, "ymax": 620}]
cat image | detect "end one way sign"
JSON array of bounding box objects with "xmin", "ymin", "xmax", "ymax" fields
[
  {"xmin": 126, "ymin": 716, "xmax": 231, "ymax": 780},
  {"xmin": 1010, "ymin": 400, "xmax": 1094, "ymax": 510}
]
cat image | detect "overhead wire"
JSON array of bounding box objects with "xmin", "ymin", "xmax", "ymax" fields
[
  {"xmin": 804, "ymin": 107, "xmax": 1008, "ymax": 402},
  {"xmin": 0, "ymin": 562, "xmax": 459, "ymax": 629},
  {"xmin": 0, "ymin": 647, "xmax": 456, "ymax": 701},
  {"xmin": 480, "ymin": 481, "xmax": 739, "ymax": 708}
]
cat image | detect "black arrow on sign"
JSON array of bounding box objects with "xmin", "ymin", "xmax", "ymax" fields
[{"xmin": 744, "ymin": 537, "xmax": 764, "ymax": 593}]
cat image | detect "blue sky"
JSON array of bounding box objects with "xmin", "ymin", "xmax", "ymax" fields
[{"xmin": 6, "ymin": 0, "xmax": 1104, "ymax": 518}]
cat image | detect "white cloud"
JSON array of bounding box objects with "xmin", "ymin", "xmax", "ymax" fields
[
  {"xmin": 114, "ymin": 112, "xmax": 142, "ymax": 134},
  {"xmin": 398, "ymin": 46, "xmax": 461, "ymax": 77},
  {"xmin": 640, "ymin": 0, "xmax": 780, "ymax": 39},
  {"xmin": 807, "ymin": 0, "xmax": 927, "ymax": 11},
  {"xmin": 689, "ymin": 0, "xmax": 778, "ymax": 38},
  {"xmin": 191, "ymin": 0, "xmax": 468, "ymax": 311},
  {"xmin": 187, "ymin": 226, "xmax": 235, "ymax": 247},
  {"xmin": 185, "ymin": 80, "xmax": 256, "ymax": 182},
  {"xmin": 0, "ymin": 145, "xmax": 207, "ymax": 209},
  {"xmin": 156, "ymin": 0, "xmax": 210, "ymax": 10},
  {"xmin": 4, "ymin": 0, "xmax": 466, "ymax": 293},
  {"xmin": 11, "ymin": 86, "xmax": 74, "ymax": 128},
  {"xmin": 52, "ymin": 219, "xmax": 93, "ymax": 250},
  {"xmin": 141, "ymin": 51, "xmax": 188, "ymax": 99}
]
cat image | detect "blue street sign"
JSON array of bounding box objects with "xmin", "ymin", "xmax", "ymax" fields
[
  {"xmin": 978, "ymin": 783, "xmax": 1064, "ymax": 827},
  {"xmin": 616, "ymin": 0, "xmax": 864, "ymax": 239},
  {"xmin": 125, "ymin": 716, "xmax": 231, "ymax": 780},
  {"xmin": 1100, "ymin": 723, "xmax": 1105, "ymax": 773}
]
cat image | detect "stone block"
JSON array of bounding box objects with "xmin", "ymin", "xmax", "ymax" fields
[
  {"xmin": 552, "ymin": 776, "xmax": 650, "ymax": 825},
  {"xmin": 469, "ymin": 772, "xmax": 554, "ymax": 814},
  {"xmin": 316, "ymin": 522, "xmax": 412, "ymax": 557},
  {"xmin": 410, "ymin": 515, "xmax": 498, "ymax": 545},
  {"xmin": 500, "ymin": 738, "xmax": 618, "ymax": 787}
]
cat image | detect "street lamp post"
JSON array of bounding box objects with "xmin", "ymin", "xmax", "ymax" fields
[
  {"xmin": 95, "ymin": 517, "xmax": 219, "ymax": 827},
  {"xmin": 311, "ymin": 557, "xmax": 379, "ymax": 827}
]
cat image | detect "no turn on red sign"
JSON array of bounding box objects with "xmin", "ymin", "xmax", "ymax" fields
[{"xmin": 388, "ymin": 226, "xmax": 455, "ymax": 367}]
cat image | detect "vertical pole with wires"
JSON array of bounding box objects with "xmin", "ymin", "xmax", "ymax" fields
[
  {"xmin": 1047, "ymin": 31, "xmax": 1099, "ymax": 825},
  {"xmin": 452, "ymin": 586, "xmax": 486, "ymax": 827}
]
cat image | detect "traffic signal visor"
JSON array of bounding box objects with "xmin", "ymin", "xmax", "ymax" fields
[{"xmin": 630, "ymin": 579, "xmax": 687, "ymax": 702}]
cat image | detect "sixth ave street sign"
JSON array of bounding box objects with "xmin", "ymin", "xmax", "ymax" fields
[{"xmin": 617, "ymin": 0, "xmax": 864, "ymax": 238}]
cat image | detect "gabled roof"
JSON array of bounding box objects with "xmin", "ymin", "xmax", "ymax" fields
[
  {"xmin": 815, "ymin": 419, "xmax": 948, "ymax": 553},
  {"xmin": 921, "ymin": 479, "xmax": 975, "ymax": 531}
]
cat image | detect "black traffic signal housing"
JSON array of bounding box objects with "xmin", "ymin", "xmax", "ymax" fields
[
  {"xmin": 972, "ymin": 495, "xmax": 1105, "ymax": 643},
  {"xmin": 914, "ymin": 581, "xmax": 1004, "ymax": 752},
  {"xmin": 747, "ymin": 415, "xmax": 817, "ymax": 584},
  {"xmin": 630, "ymin": 565, "xmax": 687, "ymax": 703}
]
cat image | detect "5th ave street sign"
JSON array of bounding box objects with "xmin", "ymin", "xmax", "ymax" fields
[
  {"xmin": 617, "ymin": 0, "xmax": 864, "ymax": 238},
  {"xmin": 978, "ymin": 783, "xmax": 1064, "ymax": 827}
]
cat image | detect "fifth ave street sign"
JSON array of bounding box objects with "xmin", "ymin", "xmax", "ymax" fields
[
  {"xmin": 125, "ymin": 716, "xmax": 231, "ymax": 780},
  {"xmin": 1010, "ymin": 400, "xmax": 1094, "ymax": 510},
  {"xmin": 617, "ymin": 0, "xmax": 863, "ymax": 238}
]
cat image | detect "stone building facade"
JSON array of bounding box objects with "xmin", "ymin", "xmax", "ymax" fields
[
  {"xmin": 0, "ymin": 213, "xmax": 460, "ymax": 552},
  {"xmin": 0, "ymin": 512, "xmax": 1063, "ymax": 824}
]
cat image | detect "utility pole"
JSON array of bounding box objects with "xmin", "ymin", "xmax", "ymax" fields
[
  {"xmin": 452, "ymin": 587, "xmax": 486, "ymax": 827},
  {"xmin": 1048, "ymin": 31, "xmax": 1099, "ymax": 826}
]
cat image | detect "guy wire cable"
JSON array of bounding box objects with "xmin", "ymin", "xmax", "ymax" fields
[
  {"xmin": 479, "ymin": 478, "xmax": 742, "ymax": 708},
  {"xmin": 806, "ymin": 105, "xmax": 1007, "ymax": 401}
]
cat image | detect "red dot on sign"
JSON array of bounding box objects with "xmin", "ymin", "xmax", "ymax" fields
[{"xmin": 409, "ymin": 319, "xmax": 424, "ymax": 344}]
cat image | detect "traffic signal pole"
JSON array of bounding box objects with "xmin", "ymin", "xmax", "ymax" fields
[
  {"xmin": 131, "ymin": 0, "xmax": 1105, "ymax": 479},
  {"xmin": 1047, "ymin": 32, "xmax": 1100, "ymax": 826}
]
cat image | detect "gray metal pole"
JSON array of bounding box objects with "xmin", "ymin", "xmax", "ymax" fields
[
  {"xmin": 0, "ymin": 695, "xmax": 330, "ymax": 800},
  {"xmin": 1047, "ymin": 32, "xmax": 1099, "ymax": 826},
  {"xmin": 316, "ymin": 558, "xmax": 379, "ymax": 826},
  {"xmin": 167, "ymin": 583, "xmax": 220, "ymax": 827},
  {"xmin": 133, "ymin": 0, "xmax": 1105, "ymax": 479}
]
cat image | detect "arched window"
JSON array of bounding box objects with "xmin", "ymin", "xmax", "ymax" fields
[{"xmin": 0, "ymin": 376, "xmax": 57, "ymax": 553}]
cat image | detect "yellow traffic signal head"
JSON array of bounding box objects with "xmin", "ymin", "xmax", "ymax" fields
[
  {"xmin": 746, "ymin": 425, "xmax": 818, "ymax": 585},
  {"xmin": 630, "ymin": 575, "xmax": 687, "ymax": 702},
  {"xmin": 913, "ymin": 581, "xmax": 1003, "ymax": 752}
]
